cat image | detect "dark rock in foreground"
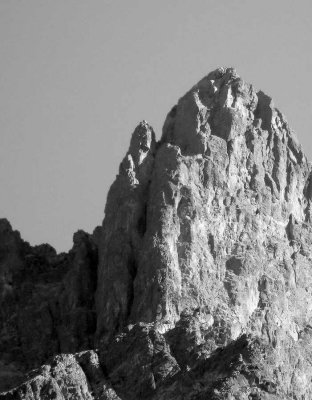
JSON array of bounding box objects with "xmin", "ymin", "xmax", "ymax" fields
[
  {"xmin": 2, "ymin": 67, "xmax": 312, "ymax": 399},
  {"xmin": 1, "ymin": 350, "xmax": 120, "ymax": 400},
  {"xmin": 0, "ymin": 220, "xmax": 98, "ymax": 392}
]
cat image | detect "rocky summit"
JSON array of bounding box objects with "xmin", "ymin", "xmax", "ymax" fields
[{"xmin": 1, "ymin": 67, "xmax": 312, "ymax": 399}]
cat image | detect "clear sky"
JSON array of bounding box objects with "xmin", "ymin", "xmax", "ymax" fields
[{"xmin": 0, "ymin": 0, "xmax": 311, "ymax": 252}]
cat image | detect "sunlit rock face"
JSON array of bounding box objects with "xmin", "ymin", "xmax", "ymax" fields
[
  {"xmin": 97, "ymin": 67, "xmax": 311, "ymax": 341},
  {"xmin": 3, "ymin": 68, "xmax": 312, "ymax": 399}
]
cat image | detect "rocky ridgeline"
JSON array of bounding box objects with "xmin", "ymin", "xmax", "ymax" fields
[
  {"xmin": 1, "ymin": 67, "xmax": 312, "ymax": 399},
  {"xmin": 0, "ymin": 219, "xmax": 99, "ymax": 392}
]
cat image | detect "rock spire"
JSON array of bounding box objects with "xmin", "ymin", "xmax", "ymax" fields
[{"xmin": 2, "ymin": 68, "xmax": 312, "ymax": 399}]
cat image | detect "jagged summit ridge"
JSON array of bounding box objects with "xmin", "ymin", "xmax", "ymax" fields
[
  {"xmin": 96, "ymin": 66, "xmax": 311, "ymax": 339},
  {"xmin": 2, "ymin": 68, "xmax": 312, "ymax": 399},
  {"xmin": 162, "ymin": 66, "xmax": 257, "ymax": 152}
]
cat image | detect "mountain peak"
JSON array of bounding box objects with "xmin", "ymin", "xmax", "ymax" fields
[
  {"xmin": 2, "ymin": 69, "xmax": 312, "ymax": 399},
  {"xmin": 162, "ymin": 67, "xmax": 258, "ymax": 154}
]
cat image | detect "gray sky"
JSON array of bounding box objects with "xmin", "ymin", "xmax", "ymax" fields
[{"xmin": 0, "ymin": 0, "xmax": 311, "ymax": 252}]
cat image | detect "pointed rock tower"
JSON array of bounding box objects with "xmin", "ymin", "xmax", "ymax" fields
[{"xmin": 2, "ymin": 68, "xmax": 312, "ymax": 399}]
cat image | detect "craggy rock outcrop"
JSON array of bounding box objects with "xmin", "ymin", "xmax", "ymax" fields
[
  {"xmin": 96, "ymin": 121, "xmax": 156, "ymax": 341},
  {"xmin": 1, "ymin": 351, "xmax": 121, "ymax": 400},
  {"xmin": 100, "ymin": 323, "xmax": 180, "ymax": 399},
  {"xmin": 0, "ymin": 220, "xmax": 98, "ymax": 392},
  {"xmin": 3, "ymin": 67, "xmax": 312, "ymax": 399}
]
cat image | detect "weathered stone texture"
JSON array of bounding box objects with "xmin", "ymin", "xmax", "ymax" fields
[
  {"xmin": 0, "ymin": 220, "xmax": 98, "ymax": 392},
  {"xmin": 96, "ymin": 121, "xmax": 156, "ymax": 341},
  {"xmin": 1, "ymin": 351, "xmax": 120, "ymax": 400},
  {"xmin": 2, "ymin": 68, "xmax": 312, "ymax": 399}
]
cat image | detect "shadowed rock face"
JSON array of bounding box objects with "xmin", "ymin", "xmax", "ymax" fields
[
  {"xmin": 96, "ymin": 121, "xmax": 156, "ymax": 341},
  {"xmin": 0, "ymin": 220, "xmax": 99, "ymax": 392},
  {"xmin": 2, "ymin": 67, "xmax": 312, "ymax": 399}
]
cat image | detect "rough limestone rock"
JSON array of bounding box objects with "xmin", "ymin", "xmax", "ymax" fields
[{"xmin": 2, "ymin": 67, "xmax": 312, "ymax": 399}]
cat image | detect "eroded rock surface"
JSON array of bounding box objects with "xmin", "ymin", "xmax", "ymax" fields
[
  {"xmin": 2, "ymin": 67, "xmax": 312, "ymax": 399},
  {"xmin": 0, "ymin": 220, "xmax": 99, "ymax": 392},
  {"xmin": 1, "ymin": 351, "xmax": 120, "ymax": 400},
  {"xmin": 96, "ymin": 121, "xmax": 156, "ymax": 341}
]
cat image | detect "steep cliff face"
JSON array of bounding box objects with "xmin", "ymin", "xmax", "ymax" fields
[
  {"xmin": 97, "ymin": 67, "xmax": 312, "ymax": 340},
  {"xmin": 2, "ymin": 68, "xmax": 312, "ymax": 399},
  {"xmin": 96, "ymin": 121, "xmax": 156, "ymax": 340}
]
